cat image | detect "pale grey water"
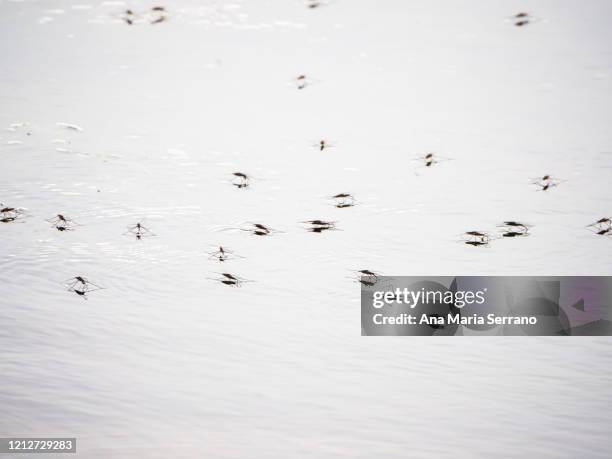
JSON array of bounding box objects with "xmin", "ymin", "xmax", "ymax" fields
[{"xmin": 1, "ymin": 0, "xmax": 612, "ymax": 457}]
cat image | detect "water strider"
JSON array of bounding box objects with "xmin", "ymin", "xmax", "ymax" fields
[
  {"xmin": 356, "ymin": 269, "xmax": 380, "ymax": 286},
  {"xmin": 331, "ymin": 193, "xmax": 355, "ymax": 208},
  {"xmin": 498, "ymin": 221, "xmax": 530, "ymax": 238},
  {"xmin": 240, "ymin": 222, "xmax": 280, "ymax": 236},
  {"xmin": 0, "ymin": 205, "xmax": 24, "ymax": 223},
  {"xmin": 232, "ymin": 172, "xmax": 250, "ymax": 188},
  {"xmin": 302, "ymin": 220, "xmax": 337, "ymax": 232},
  {"xmin": 208, "ymin": 246, "xmax": 243, "ymax": 262},
  {"xmin": 296, "ymin": 75, "xmax": 308, "ymax": 90},
  {"xmin": 587, "ymin": 218, "xmax": 612, "ymax": 236},
  {"xmin": 125, "ymin": 223, "xmax": 155, "ymax": 240},
  {"xmin": 211, "ymin": 272, "xmax": 251, "ymax": 287},
  {"xmin": 413, "ymin": 152, "xmax": 450, "ymax": 168},
  {"xmin": 464, "ymin": 231, "xmax": 491, "ymax": 246},
  {"xmin": 47, "ymin": 214, "xmax": 77, "ymax": 231},
  {"xmin": 63, "ymin": 277, "xmax": 104, "ymax": 299},
  {"xmin": 532, "ymin": 175, "xmax": 563, "ymax": 191}
]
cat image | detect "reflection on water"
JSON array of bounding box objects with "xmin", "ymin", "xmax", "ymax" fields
[{"xmin": 1, "ymin": 0, "xmax": 612, "ymax": 457}]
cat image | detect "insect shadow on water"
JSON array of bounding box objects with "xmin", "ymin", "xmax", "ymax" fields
[
  {"xmin": 462, "ymin": 231, "xmax": 492, "ymax": 247},
  {"xmin": 301, "ymin": 220, "xmax": 337, "ymax": 233},
  {"xmin": 587, "ymin": 218, "xmax": 612, "ymax": 237},
  {"xmin": 498, "ymin": 221, "xmax": 531, "ymax": 238},
  {"xmin": 209, "ymin": 272, "xmax": 252, "ymax": 287},
  {"xmin": 47, "ymin": 214, "xmax": 79, "ymax": 232},
  {"xmin": 124, "ymin": 223, "xmax": 156, "ymax": 240},
  {"xmin": 331, "ymin": 193, "xmax": 355, "ymax": 208},
  {"xmin": 63, "ymin": 276, "xmax": 104, "ymax": 299},
  {"xmin": 532, "ymin": 175, "xmax": 564, "ymax": 191},
  {"xmin": 208, "ymin": 246, "xmax": 245, "ymax": 262}
]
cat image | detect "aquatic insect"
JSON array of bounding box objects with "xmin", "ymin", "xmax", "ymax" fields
[
  {"xmin": 314, "ymin": 139, "xmax": 335, "ymax": 151},
  {"xmin": 47, "ymin": 214, "xmax": 77, "ymax": 231},
  {"xmin": 125, "ymin": 223, "xmax": 155, "ymax": 240},
  {"xmin": 0, "ymin": 205, "xmax": 25, "ymax": 222},
  {"xmin": 510, "ymin": 11, "xmax": 533, "ymax": 26},
  {"xmin": 356, "ymin": 269, "xmax": 379, "ymax": 286},
  {"xmin": 121, "ymin": 6, "xmax": 166, "ymax": 25},
  {"xmin": 587, "ymin": 217, "xmax": 611, "ymax": 229},
  {"xmin": 532, "ymin": 175, "xmax": 562, "ymax": 191},
  {"xmin": 498, "ymin": 221, "xmax": 530, "ymax": 237},
  {"xmin": 288, "ymin": 74, "xmax": 319, "ymax": 90},
  {"xmin": 150, "ymin": 6, "xmax": 167, "ymax": 24},
  {"xmin": 253, "ymin": 223, "xmax": 270, "ymax": 233},
  {"xmin": 296, "ymin": 74, "xmax": 309, "ymax": 90},
  {"xmin": 413, "ymin": 152, "xmax": 450, "ymax": 168},
  {"xmin": 231, "ymin": 172, "xmax": 250, "ymax": 189},
  {"xmin": 1, "ymin": 208, "xmax": 17, "ymax": 221},
  {"xmin": 240, "ymin": 222, "xmax": 278, "ymax": 236},
  {"xmin": 208, "ymin": 246, "xmax": 243, "ymax": 262},
  {"xmin": 305, "ymin": 0, "xmax": 331, "ymax": 8},
  {"xmin": 501, "ymin": 221, "xmax": 530, "ymax": 230},
  {"xmin": 212, "ymin": 246, "xmax": 228, "ymax": 261},
  {"xmin": 463, "ymin": 231, "xmax": 491, "ymax": 246},
  {"xmin": 63, "ymin": 276, "xmax": 104, "ymax": 298},
  {"xmin": 123, "ymin": 9, "xmax": 134, "ymax": 24},
  {"xmin": 302, "ymin": 220, "xmax": 337, "ymax": 232},
  {"xmin": 211, "ymin": 272, "xmax": 251, "ymax": 287},
  {"xmin": 331, "ymin": 193, "xmax": 355, "ymax": 208},
  {"xmin": 587, "ymin": 218, "xmax": 612, "ymax": 236}
]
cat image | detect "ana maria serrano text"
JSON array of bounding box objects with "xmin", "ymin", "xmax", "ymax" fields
[{"xmin": 370, "ymin": 287, "xmax": 537, "ymax": 326}]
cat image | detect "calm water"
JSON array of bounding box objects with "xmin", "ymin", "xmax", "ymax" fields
[{"xmin": 1, "ymin": 0, "xmax": 612, "ymax": 457}]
